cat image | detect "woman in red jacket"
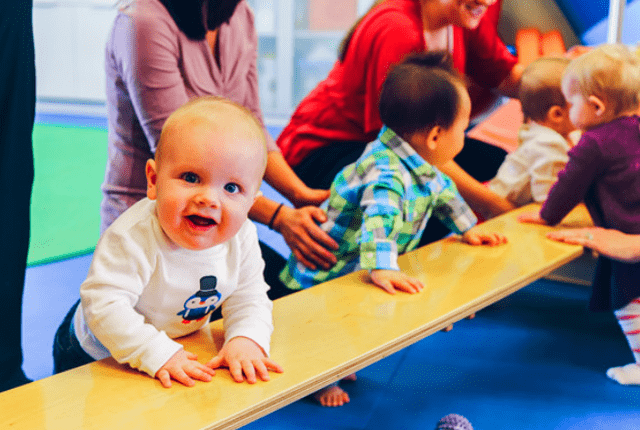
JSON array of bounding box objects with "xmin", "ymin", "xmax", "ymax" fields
[{"xmin": 278, "ymin": 0, "xmax": 521, "ymax": 228}]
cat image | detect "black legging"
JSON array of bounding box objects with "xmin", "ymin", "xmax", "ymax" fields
[
  {"xmin": 292, "ymin": 136, "xmax": 507, "ymax": 246},
  {"xmin": 293, "ymin": 140, "xmax": 368, "ymax": 190}
]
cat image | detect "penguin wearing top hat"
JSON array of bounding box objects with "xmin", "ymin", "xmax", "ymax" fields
[{"xmin": 177, "ymin": 276, "xmax": 222, "ymax": 324}]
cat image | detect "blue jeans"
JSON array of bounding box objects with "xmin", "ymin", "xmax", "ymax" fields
[{"xmin": 53, "ymin": 299, "xmax": 95, "ymax": 374}]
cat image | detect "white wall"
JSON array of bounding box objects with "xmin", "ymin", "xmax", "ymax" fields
[{"xmin": 33, "ymin": 0, "xmax": 117, "ymax": 103}]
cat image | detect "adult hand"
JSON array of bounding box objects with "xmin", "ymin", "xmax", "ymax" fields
[
  {"xmin": 273, "ymin": 205, "xmax": 339, "ymax": 270},
  {"xmin": 547, "ymin": 227, "xmax": 640, "ymax": 263}
]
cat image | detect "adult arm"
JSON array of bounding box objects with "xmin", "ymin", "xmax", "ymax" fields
[
  {"xmin": 496, "ymin": 63, "xmax": 524, "ymax": 98},
  {"xmin": 439, "ymin": 160, "xmax": 516, "ymax": 218},
  {"xmin": 230, "ymin": 3, "xmax": 327, "ymax": 206},
  {"xmin": 229, "ymin": 3, "xmax": 338, "ymax": 267},
  {"xmin": 547, "ymin": 227, "xmax": 640, "ymax": 263},
  {"xmin": 263, "ymin": 151, "xmax": 330, "ymax": 208},
  {"xmin": 249, "ymin": 196, "xmax": 339, "ymax": 270},
  {"xmin": 114, "ymin": 9, "xmax": 189, "ymax": 152}
]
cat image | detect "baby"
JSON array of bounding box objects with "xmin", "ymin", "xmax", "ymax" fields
[
  {"xmin": 280, "ymin": 52, "xmax": 507, "ymax": 405},
  {"xmin": 53, "ymin": 96, "xmax": 283, "ymax": 387},
  {"xmin": 520, "ymin": 44, "xmax": 640, "ymax": 385},
  {"xmin": 488, "ymin": 57, "xmax": 576, "ymax": 206}
]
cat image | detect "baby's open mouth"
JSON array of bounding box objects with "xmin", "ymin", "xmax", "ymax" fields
[{"xmin": 187, "ymin": 215, "xmax": 216, "ymax": 226}]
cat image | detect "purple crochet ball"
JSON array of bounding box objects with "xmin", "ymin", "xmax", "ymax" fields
[{"xmin": 436, "ymin": 413, "xmax": 474, "ymax": 430}]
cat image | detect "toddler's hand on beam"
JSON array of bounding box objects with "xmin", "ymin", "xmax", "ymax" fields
[
  {"xmin": 517, "ymin": 212, "xmax": 547, "ymax": 225},
  {"xmin": 369, "ymin": 269, "xmax": 424, "ymax": 295},
  {"xmin": 462, "ymin": 230, "xmax": 508, "ymax": 246},
  {"xmin": 207, "ymin": 336, "xmax": 283, "ymax": 384},
  {"xmin": 155, "ymin": 349, "xmax": 216, "ymax": 388}
]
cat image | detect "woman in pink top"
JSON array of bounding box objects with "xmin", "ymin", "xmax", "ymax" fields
[{"xmin": 102, "ymin": 0, "xmax": 340, "ymax": 292}]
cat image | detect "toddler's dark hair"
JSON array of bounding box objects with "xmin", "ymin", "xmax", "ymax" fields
[{"xmin": 379, "ymin": 51, "xmax": 465, "ymax": 139}]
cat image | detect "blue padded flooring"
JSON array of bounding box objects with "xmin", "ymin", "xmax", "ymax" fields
[{"xmin": 22, "ymin": 255, "xmax": 640, "ymax": 429}]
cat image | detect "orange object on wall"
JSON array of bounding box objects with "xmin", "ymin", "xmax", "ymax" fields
[
  {"xmin": 515, "ymin": 28, "xmax": 567, "ymax": 66},
  {"xmin": 308, "ymin": 0, "xmax": 358, "ymax": 31},
  {"xmin": 541, "ymin": 30, "xmax": 566, "ymax": 57},
  {"xmin": 515, "ymin": 28, "xmax": 541, "ymax": 67}
]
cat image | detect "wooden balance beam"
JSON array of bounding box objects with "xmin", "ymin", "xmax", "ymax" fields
[{"xmin": 0, "ymin": 204, "xmax": 592, "ymax": 430}]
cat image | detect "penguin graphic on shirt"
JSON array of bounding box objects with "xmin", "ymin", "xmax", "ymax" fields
[{"xmin": 177, "ymin": 276, "xmax": 221, "ymax": 324}]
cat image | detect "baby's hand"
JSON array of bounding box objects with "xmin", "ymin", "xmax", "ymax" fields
[
  {"xmin": 155, "ymin": 349, "xmax": 216, "ymax": 388},
  {"xmin": 518, "ymin": 212, "xmax": 547, "ymax": 225},
  {"xmin": 207, "ymin": 336, "xmax": 283, "ymax": 384},
  {"xmin": 462, "ymin": 230, "xmax": 508, "ymax": 246},
  {"xmin": 369, "ymin": 269, "xmax": 424, "ymax": 295}
]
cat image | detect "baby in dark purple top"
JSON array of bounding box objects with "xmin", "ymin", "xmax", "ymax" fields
[{"xmin": 521, "ymin": 44, "xmax": 640, "ymax": 386}]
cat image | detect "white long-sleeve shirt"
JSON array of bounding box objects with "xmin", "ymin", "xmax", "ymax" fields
[
  {"xmin": 488, "ymin": 121, "xmax": 572, "ymax": 206},
  {"xmin": 73, "ymin": 198, "xmax": 273, "ymax": 377}
]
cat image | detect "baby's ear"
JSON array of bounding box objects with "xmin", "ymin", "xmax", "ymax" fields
[
  {"xmin": 425, "ymin": 126, "xmax": 441, "ymax": 151},
  {"xmin": 146, "ymin": 159, "xmax": 158, "ymax": 200},
  {"xmin": 547, "ymin": 105, "xmax": 565, "ymax": 122},
  {"xmin": 588, "ymin": 95, "xmax": 607, "ymax": 117}
]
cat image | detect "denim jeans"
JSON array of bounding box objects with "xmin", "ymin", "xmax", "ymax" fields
[{"xmin": 53, "ymin": 299, "xmax": 95, "ymax": 374}]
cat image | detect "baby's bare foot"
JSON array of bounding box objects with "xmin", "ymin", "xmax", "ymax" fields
[
  {"xmin": 343, "ymin": 373, "xmax": 357, "ymax": 382},
  {"xmin": 314, "ymin": 385, "xmax": 350, "ymax": 407}
]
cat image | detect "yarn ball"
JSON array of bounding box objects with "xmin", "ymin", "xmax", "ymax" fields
[{"xmin": 436, "ymin": 413, "xmax": 474, "ymax": 430}]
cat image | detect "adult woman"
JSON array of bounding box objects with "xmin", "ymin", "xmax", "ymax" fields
[
  {"xmin": 101, "ymin": 0, "xmax": 339, "ymax": 293},
  {"xmin": 278, "ymin": 0, "xmax": 522, "ymax": 221}
]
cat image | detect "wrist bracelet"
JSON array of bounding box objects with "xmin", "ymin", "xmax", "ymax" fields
[{"xmin": 268, "ymin": 203, "xmax": 284, "ymax": 230}]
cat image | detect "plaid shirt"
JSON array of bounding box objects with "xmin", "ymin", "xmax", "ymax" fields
[{"xmin": 280, "ymin": 126, "xmax": 477, "ymax": 290}]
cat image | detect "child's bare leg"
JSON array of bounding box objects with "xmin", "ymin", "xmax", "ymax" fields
[
  {"xmin": 313, "ymin": 382, "xmax": 350, "ymax": 407},
  {"xmin": 607, "ymin": 299, "xmax": 640, "ymax": 385}
]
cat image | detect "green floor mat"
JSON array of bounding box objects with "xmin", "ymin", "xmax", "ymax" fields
[{"xmin": 28, "ymin": 124, "xmax": 107, "ymax": 266}]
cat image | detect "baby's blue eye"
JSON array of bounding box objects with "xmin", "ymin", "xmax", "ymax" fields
[
  {"xmin": 181, "ymin": 172, "xmax": 199, "ymax": 183},
  {"xmin": 224, "ymin": 183, "xmax": 240, "ymax": 194}
]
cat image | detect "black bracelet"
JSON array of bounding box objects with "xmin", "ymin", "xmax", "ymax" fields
[{"xmin": 268, "ymin": 203, "xmax": 284, "ymax": 230}]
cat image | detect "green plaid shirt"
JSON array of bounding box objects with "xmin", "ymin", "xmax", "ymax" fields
[{"xmin": 280, "ymin": 127, "xmax": 477, "ymax": 290}]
